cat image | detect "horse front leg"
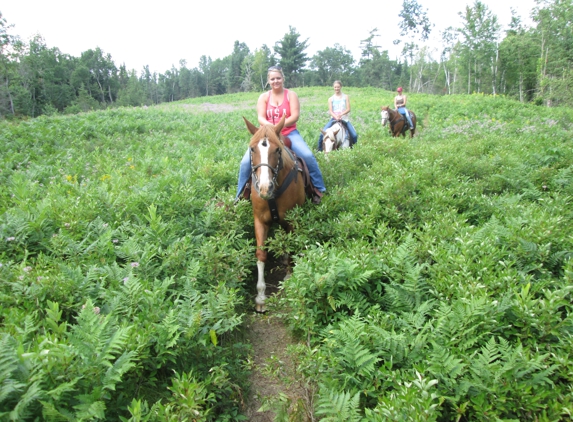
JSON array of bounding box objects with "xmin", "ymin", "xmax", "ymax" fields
[{"xmin": 254, "ymin": 219, "xmax": 270, "ymax": 313}]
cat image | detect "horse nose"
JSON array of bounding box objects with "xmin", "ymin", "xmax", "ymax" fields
[{"xmin": 258, "ymin": 180, "xmax": 275, "ymax": 199}]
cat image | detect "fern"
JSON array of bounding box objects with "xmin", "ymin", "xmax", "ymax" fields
[
  {"xmin": 8, "ymin": 380, "xmax": 44, "ymax": 421},
  {"xmin": 383, "ymin": 234, "xmax": 431, "ymax": 312},
  {"xmin": 0, "ymin": 335, "xmax": 26, "ymax": 407},
  {"xmin": 315, "ymin": 386, "xmax": 361, "ymax": 422}
]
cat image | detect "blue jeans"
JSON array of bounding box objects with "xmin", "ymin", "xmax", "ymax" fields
[
  {"xmin": 317, "ymin": 119, "xmax": 358, "ymax": 151},
  {"xmin": 397, "ymin": 107, "xmax": 413, "ymax": 128},
  {"xmin": 236, "ymin": 129, "xmax": 326, "ymax": 198}
]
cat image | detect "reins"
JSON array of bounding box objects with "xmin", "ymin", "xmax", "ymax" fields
[{"xmin": 250, "ymin": 139, "xmax": 300, "ymax": 222}]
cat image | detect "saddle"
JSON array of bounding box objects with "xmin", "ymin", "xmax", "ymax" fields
[
  {"xmin": 391, "ymin": 111, "xmax": 414, "ymax": 133},
  {"xmin": 240, "ymin": 145, "xmax": 322, "ymax": 203}
]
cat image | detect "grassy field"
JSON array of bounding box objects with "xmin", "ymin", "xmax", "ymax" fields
[{"xmin": 1, "ymin": 87, "xmax": 573, "ymax": 421}]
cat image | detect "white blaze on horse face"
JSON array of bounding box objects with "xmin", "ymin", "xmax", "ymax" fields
[
  {"xmin": 381, "ymin": 110, "xmax": 389, "ymax": 125},
  {"xmin": 324, "ymin": 133, "xmax": 334, "ymax": 153},
  {"xmin": 257, "ymin": 137, "xmax": 272, "ymax": 196}
]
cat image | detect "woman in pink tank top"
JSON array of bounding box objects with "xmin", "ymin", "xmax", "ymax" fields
[{"xmin": 236, "ymin": 66, "xmax": 326, "ymax": 203}]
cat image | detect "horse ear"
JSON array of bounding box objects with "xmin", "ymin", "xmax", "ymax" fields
[
  {"xmin": 243, "ymin": 117, "xmax": 259, "ymax": 135},
  {"xmin": 274, "ymin": 114, "xmax": 286, "ymax": 135}
]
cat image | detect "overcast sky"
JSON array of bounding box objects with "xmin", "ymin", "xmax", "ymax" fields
[{"xmin": 2, "ymin": 0, "xmax": 537, "ymax": 75}]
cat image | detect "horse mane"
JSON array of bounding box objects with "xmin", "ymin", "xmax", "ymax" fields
[{"xmin": 249, "ymin": 124, "xmax": 295, "ymax": 168}]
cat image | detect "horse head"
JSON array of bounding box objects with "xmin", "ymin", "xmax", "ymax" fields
[
  {"xmin": 321, "ymin": 123, "xmax": 341, "ymax": 153},
  {"xmin": 244, "ymin": 115, "xmax": 292, "ymax": 200},
  {"xmin": 380, "ymin": 106, "xmax": 390, "ymax": 126}
]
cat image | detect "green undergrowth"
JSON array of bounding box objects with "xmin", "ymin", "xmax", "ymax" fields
[{"xmin": 1, "ymin": 88, "xmax": 572, "ymax": 420}]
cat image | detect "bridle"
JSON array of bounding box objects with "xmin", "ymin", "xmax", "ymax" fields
[
  {"xmin": 250, "ymin": 137, "xmax": 283, "ymax": 197},
  {"xmin": 381, "ymin": 110, "xmax": 390, "ymax": 126}
]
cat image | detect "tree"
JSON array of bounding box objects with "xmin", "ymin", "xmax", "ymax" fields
[
  {"xmin": 240, "ymin": 53, "xmax": 255, "ymax": 92},
  {"xmin": 498, "ymin": 11, "xmax": 538, "ymax": 102},
  {"xmin": 532, "ymin": 0, "xmax": 573, "ymax": 105},
  {"xmin": 457, "ymin": 1, "xmax": 501, "ymax": 94},
  {"xmin": 274, "ymin": 26, "xmax": 309, "ymax": 87},
  {"xmin": 358, "ymin": 49, "xmax": 402, "ymax": 90},
  {"xmin": 396, "ymin": 0, "xmax": 433, "ymax": 90},
  {"xmin": 398, "ymin": 0, "xmax": 433, "ymax": 42},
  {"xmin": 438, "ymin": 27, "xmax": 459, "ymax": 95},
  {"xmin": 310, "ymin": 44, "xmax": 355, "ymax": 86},
  {"xmin": 0, "ymin": 12, "xmax": 21, "ymax": 117},
  {"xmin": 198, "ymin": 55, "xmax": 213, "ymax": 96},
  {"xmin": 116, "ymin": 69, "xmax": 145, "ymax": 107},
  {"xmin": 359, "ymin": 28, "xmax": 381, "ymax": 60},
  {"xmin": 226, "ymin": 41, "xmax": 250, "ymax": 93},
  {"xmin": 251, "ymin": 45, "xmax": 274, "ymax": 91},
  {"xmin": 78, "ymin": 47, "xmax": 119, "ymax": 104}
]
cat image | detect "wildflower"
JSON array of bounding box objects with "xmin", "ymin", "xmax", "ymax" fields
[
  {"xmin": 64, "ymin": 223, "xmax": 70, "ymax": 228},
  {"xmin": 123, "ymin": 277, "xmax": 129, "ymax": 283},
  {"xmin": 37, "ymin": 276, "xmax": 43, "ymax": 281},
  {"xmin": 112, "ymin": 239, "xmax": 119, "ymax": 243},
  {"xmin": 93, "ymin": 307, "xmax": 101, "ymax": 315},
  {"xmin": 131, "ymin": 262, "xmax": 139, "ymax": 268},
  {"xmin": 7, "ymin": 237, "xmax": 15, "ymax": 241},
  {"xmin": 24, "ymin": 266, "xmax": 32, "ymax": 272}
]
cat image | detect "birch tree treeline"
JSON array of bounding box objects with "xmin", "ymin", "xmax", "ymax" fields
[{"xmin": 1, "ymin": 0, "xmax": 571, "ymax": 118}]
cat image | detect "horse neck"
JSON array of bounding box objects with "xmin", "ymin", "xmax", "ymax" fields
[
  {"xmin": 390, "ymin": 109, "xmax": 401, "ymax": 120},
  {"xmin": 278, "ymin": 146, "xmax": 295, "ymax": 176}
]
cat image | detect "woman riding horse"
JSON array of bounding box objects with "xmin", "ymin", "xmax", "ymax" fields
[
  {"xmin": 317, "ymin": 80, "xmax": 358, "ymax": 151},
  {"xmin": 394, "ymin": 87, "xmax": 414, "ymax": 130},
  {"xmin": 245, "ymin": 115, "xmax": 305, "ymax": 312},
  {"xmin": 236, "ymin": 66, "xmax": 325, "ymax": 205}
]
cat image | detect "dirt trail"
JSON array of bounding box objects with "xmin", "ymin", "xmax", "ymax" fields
[{"xmin": 242, "ymin": 258, "xmax": 310, "ymax": 421}]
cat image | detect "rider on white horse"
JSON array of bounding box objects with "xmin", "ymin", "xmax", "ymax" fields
[{"xmin": 317, "ymin": 81, "xmax": 358, "ymax": 151}]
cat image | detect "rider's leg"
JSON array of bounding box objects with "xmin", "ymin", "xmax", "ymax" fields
[
  {"xmin": 317, "ymin": 118, "xmax": 336, "ymax": 151},
  {"xmin": 346, "ymin": 121, "xmax": 358, "ymax": 145},
  {"xmin": 236, "ymin": 149, "xmax": 251, "ymax": 199},
  {"xmin": 404, "ymin": 109, "xmax": 414, "ymax": 128},
  {"xmin": 290, "ymin": 130, "xmax": 326, "ymax": 193}
]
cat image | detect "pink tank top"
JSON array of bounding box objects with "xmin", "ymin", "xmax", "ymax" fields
[{"xmin": 266, "ymin": 89, "xmax": 296, "ymax": 135}]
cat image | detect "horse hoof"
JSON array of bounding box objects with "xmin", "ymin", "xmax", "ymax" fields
[{"xmin": 255, "ymin": 304, "xmax": 267, "ymax": 314}]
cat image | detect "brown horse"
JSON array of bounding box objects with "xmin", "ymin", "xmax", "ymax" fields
[
  {"xmin": 244, "ymin": 115, "xmax": 306, "ymax": 312},
  {"xmin": 380, "ymin": 106, "xmax": 416, "ymax": 138}
]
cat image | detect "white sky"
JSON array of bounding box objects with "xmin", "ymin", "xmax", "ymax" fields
[{"xmin": 2, "ymin": 0, "xmax": 537, "ymax": 75}]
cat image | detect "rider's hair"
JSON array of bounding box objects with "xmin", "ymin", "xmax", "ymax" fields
[
  {"xmin": 267, "ymin": 66, "xmax": 286, "ymax": 82},
  {"xmin": 333, "ymin": 80, "xmax": 343, "ymax": 87}
]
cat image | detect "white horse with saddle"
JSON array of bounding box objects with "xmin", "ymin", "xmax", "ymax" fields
[{"xmin": 321, "ymin": 122, "xmax": 350, "ymax": 155}]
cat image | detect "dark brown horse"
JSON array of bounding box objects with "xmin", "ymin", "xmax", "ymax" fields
[
  {"xmin": 245, "ymin": 115, "xmax": 306, "ymax": 312},
  {"xmin": 381, "ymin": 106, "xmax": 416, "ymax": 138}
]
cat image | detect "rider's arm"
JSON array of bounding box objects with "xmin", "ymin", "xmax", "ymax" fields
[
  {"xmin": 256, "ymin": 92, "xmax": 268, "ymax": 126},
  {"xmin": 342, "ymin": 94, "xmax": 351, "ymax": 116},
  {"xmin": 402, "ymin": 95, "xmax": 408, "ymax": 107},
  {"xmin": 286, "ymin": 91, "xmax": 300, "ymax": 126},
  {"xmin": 328, "ymin": 97, "xmax": 337, "ymax": 119}
]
